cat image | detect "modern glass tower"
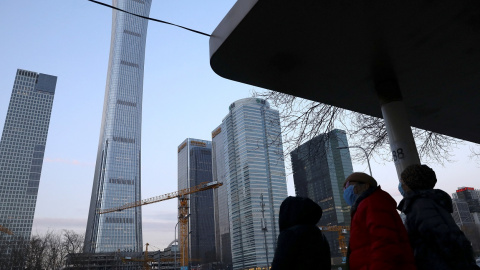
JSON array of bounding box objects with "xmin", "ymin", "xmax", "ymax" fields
[
  {"xmin": 177, "ymin": 139, "xmax": 216, "ymax": 265},
  {"xmin": 84, "ymin": 0, "xmax": 152, "ymax": 253},
  {"xmin": 212, "ymin": 124, "xmax": 232, "ymax": 268},
  {"xmin": 290, "ymin": 129, "xmax": 353, "ymax": 259},
  {"xmin": 0, "ymin": 69, "xmax": 56, "ymax": 243},
  {"xmin": 214, "ymin": 98, "xmax": 288, "ymax": 270}
]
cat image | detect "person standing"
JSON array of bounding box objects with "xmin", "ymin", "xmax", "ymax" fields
[
  {"xmin": 271, "ymin": 196, "xmax": 331, "ymax": 270},
  {"xmin": 343, "ymin": 172, "xmax": 416, "ymax": 270},
  {"xmin": 398, "ymin": 164, "xmax": 480, "ymax": 270}
]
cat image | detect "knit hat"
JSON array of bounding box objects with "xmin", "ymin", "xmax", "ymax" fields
[
  {"xmin": 344, "ymin": 172, "xmax": 378, "ymax": 188},
  {"xmin": 401, "ymin": 164, "xmax": 437, "ymax": 190}
]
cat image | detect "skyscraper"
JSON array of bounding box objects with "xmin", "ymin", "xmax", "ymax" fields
[
  {"xmin": 290, "ymin": 129, "xmax": 353, "ymax": 260},
  {"xmin": 213, "ymin": 98, "xmax": 288, "ymax": 270},
  {"xmin": 212, "ymin": 124, "xmax": 232, "ymax": 268},
  {"xmin": 0, "ymin": 69, "xmax": 57, "ymax": 242},
  {"xmin": 84, "ymin": 0, "xmax": 152, "ymax": 253},
  {"xmin": 177, "ymin": 139, "xmax": 216, "ymax": 265}
]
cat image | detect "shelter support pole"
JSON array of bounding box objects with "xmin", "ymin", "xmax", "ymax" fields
[{"xmin": 381, "ymin": 100, "xmax": 421, "ymax": 179}]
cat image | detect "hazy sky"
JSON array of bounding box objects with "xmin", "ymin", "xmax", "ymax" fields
[{"xmin": 1, "ymin": 0, "xmax": 479, "ymax": 251}]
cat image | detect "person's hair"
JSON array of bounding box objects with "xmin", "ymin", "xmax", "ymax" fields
[{"xmin": 401, "ymin": 164, "xmax": 437, "ymax": 190}]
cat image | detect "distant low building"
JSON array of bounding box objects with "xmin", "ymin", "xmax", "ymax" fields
[{"xmin": 65, "ymin": 250, "xmax": 160, "ymax": 269}]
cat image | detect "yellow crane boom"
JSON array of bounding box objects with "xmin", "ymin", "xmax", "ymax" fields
[
  {"xmin": 98, "ymin": 181, "xmax": 222, "ymax": 214},
  {"xmin": 98, "ymin": 181, "xmax": 223, "ymax": 269}
]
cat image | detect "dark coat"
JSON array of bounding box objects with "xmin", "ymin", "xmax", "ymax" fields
[
  {"xmin": 349, "ymin": 186, "xmax": 416, "ymax": 270},
  {"xmin": 398, "ymin": 189, "xmax": 480, "ymax": 270},
  {"xmin": 271, "ymin": 196, "xmax": 331, "ymax": 270}
]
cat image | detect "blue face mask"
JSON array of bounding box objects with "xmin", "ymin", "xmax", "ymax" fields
[
  {"xmin": 343, "ymin": 185, "xmax": 358, "ymax": 206},
  {"xmin": 398, "ymin": 182, "xmax": 406, "ymax": 197}
]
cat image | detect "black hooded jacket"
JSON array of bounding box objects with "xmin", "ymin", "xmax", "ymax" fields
[
  {"xmin": 271, "ymin": 196, "xmax": 331, "ymax": 270},
  {"xmin": 398, "ymin": 189, "xmax": 480, "ymax": 270}
]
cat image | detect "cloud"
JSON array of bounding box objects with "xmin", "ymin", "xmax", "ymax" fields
[{"xmin": 44, "ymin": 157, "xmax": 94, "ymax": 167}]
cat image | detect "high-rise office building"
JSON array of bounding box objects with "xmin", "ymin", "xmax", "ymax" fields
[
  {"xmin": 290, "ymin": 129, "xmax": 353, "ymax": 259},
  {"xmin": 177, "ymin": 138, "xmax": 216, "ymax": 265},
  {"xmin": 84, "ymin": 0, "xmax": 152, "ymax": 253},
  {"xmin": 211, "ymin": 124, "xmax": 232, "ymax": 268},
  {"xmin": 213, "ymin": 98, "xmax": 288, "ymax": 270},
  {"xmin": 0, "ymin": 69, "xmax": 57, "ymax": 242},
  {"xmin": 451, "ymin": 187, "xmax": 480, "ymax": 255}
]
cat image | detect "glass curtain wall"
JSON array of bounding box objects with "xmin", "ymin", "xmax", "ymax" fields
[{"xmin": 84, "ymin": 0, "xmax": 151, "ymax": 253}]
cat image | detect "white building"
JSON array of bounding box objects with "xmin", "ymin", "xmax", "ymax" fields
[{"xmin": 212, "ymin": 98, "xmax": 288, "ymax": 270}]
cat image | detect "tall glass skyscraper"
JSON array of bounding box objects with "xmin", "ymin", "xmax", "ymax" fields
[
  {"xmin": 84, "ymin": 0, "xmax": 151, "ymax": 253},
  {"xmin": 177, "ymin": 139, "xmax": 216, "ymax": 265},
  {"xmin": 290, "ymin": 129, "xmax": 353, "ymax": 259},
  {"xmin": 0, "ymin": 69, "xmax": 56, "ymax": 243},
  {"xmin": 213, "ymin": 98, "xmax": 288, "ymax": 270},
  {"xmin": 212, "ymin": 124, "xmax": 232, "ymax": 268}
]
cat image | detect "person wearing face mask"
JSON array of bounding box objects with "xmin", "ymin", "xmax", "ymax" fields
[
  {"xmin": 398, "ymin": 164, "xmax": 480, "ymax": 270},
  {"xmin": 343, "ymin": 172, "xmax": 416, "ymax": 270}
]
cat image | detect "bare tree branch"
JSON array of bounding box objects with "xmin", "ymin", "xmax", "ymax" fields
[{"xmin": 253, "ymin": 90, "xmax": 463, "ymax": 166}]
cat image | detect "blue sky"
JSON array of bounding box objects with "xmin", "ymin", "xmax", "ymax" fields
[{"xmin": 1, "ymin": 0, "xmax": 479, "ymax": 250}]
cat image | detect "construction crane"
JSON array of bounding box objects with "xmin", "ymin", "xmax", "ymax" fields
[
  {"xmin": 99, "ymin": 181, "xmax": 223, "ymax": 269},
  {"xmin": 121, "ymin": 243, "xmax": 155, "ymax": 270},
  {"xmin": 319, "ymin": 226, "xmax": 350, "ymax": 259},
  {"xmin": 0, "ymin": 225, "xmax": 13, "ymax": 235}
]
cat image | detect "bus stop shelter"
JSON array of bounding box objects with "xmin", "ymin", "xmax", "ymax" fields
[{"xmin": 209, "ymin": 0, "xmax": 480, "ymax": 178}]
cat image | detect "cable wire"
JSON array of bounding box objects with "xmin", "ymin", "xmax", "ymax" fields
[{"xmin": 87, "ymin": 0, "xmax": 211, "ymax": 37}]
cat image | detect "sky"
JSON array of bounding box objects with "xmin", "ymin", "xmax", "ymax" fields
[{"xmin": 1, "ymin": 0, "xmax": 480, "ymax": 251}]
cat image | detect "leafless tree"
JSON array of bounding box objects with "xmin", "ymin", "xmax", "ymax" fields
[
  {"xmin": 254, "ymin": 90, "xmax": 462, "ymax": 166},
  {"xmin": 0, "ymin": 228, "xmax": 85, "ymax": 269}
]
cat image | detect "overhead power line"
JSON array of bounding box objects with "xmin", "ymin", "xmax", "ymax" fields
[{"xmin": 87, "ymin": 0, "xmax": 211, "ymax": 37}]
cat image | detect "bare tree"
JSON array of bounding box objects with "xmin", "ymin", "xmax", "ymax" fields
[{"xmin": 254, "ymin": 90, "xmax": 462, "ymax": 165}]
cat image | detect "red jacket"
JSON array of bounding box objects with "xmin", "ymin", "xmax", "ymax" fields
[{"xmin": 349, "ymin": 187, "xmax": 416, "ymax": 270}]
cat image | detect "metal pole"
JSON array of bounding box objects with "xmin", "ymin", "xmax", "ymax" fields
[
  {"xmin": 174, "ymin": 221, "xmax": 179, "ymax": 270},
  {"xmin": 260, "ymin": 194, "xmax": 269, "ymax": 269},
  {"xmin": 337, "ymin": 146, "xmax": 373, "ymax": 176},
  {"xmin": 381, "ymin": 100, "xmax": 421, "ymax": 179}
]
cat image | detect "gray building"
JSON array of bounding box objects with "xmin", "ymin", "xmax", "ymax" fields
[
  {"xmin": 178, "ymin": 139, "xmax": 216, "ymax": 266},
  {"xmin": 212, "ymin": 124, "xmax": 232, "ymax": 269},
  {"xmin": 0, "ymin": 69, "xmax": 56, "ymax": 244},
  {"xmin": 84, "ymin": 0, "xmax": 152, "ymax": 253},
  {"xmin": 290, "ymin": 129, "xmax": 353, "ymax": 259},
  {"xmin": 213, "ymin": 98, "xmax": 288, "ymax": 270}
]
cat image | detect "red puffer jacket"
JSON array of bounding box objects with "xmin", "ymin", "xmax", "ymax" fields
[{"xmin": 349, "ymin": 187, "xmax": 416, "ymax": 270}]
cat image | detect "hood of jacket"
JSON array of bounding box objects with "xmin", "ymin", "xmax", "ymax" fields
[
  {"xmin": 398, "ymin": 189, "xmax": 453, "ymax": 213},
  {"xmin": 278, "ymin": 196, "xmax": 322, "ymax": 232}
]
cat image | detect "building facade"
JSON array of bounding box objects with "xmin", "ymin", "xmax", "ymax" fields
[
  {"xmin": 211, "ymin": 124, "xmax": 232, "ymax": 269},
  {"xmin": 0, "ymin": 69, "xmax": 56, "ymax": 243},
  {"xmin": 178, "ymin": 139, "xmax": 216, "ymax": 266},
  {"xmin": 451, "ymin": 187, "xmax": 480, "ymax": 255},
  {"xmin": 84, "ymin": 0, "xmax": 152, "ymax": 253},
  {"xmin": 290, "ymin": 129, "xmax": 353, "ymax": 259},
  {"xmin": 214, "ymin": 98, "xmax": 288, "ymax": 270}
]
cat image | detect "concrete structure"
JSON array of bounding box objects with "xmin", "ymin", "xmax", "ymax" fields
[
  {"xmin": 209, "ymin": 0, "xmax": 480, "ymax": 178},
  {"xmin": 0, "ymin": 69, "xmax": 56, "ymax": 245},
  {"xmin": 177, "ymin": 138, "xmax": 216, "ymax": 266},
  {"xmin": 84, "ymin": 0, "xmax": 152, "ymax": 253},
  {"xmin": 290, "ymin": 129, "xmax": 353, "ymax": 259},
  {"xmin": 213, "ymin": 98, "xmax": 288, "ymax": 270}
]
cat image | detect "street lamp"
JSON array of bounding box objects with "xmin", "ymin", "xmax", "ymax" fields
[
  {"xmin": 337, "ymin": 145, "xmax": 373, "ymax": 176},
  {"xmin": 174, "ymin": 221, "xmax": 179, "ymax": 270}
]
